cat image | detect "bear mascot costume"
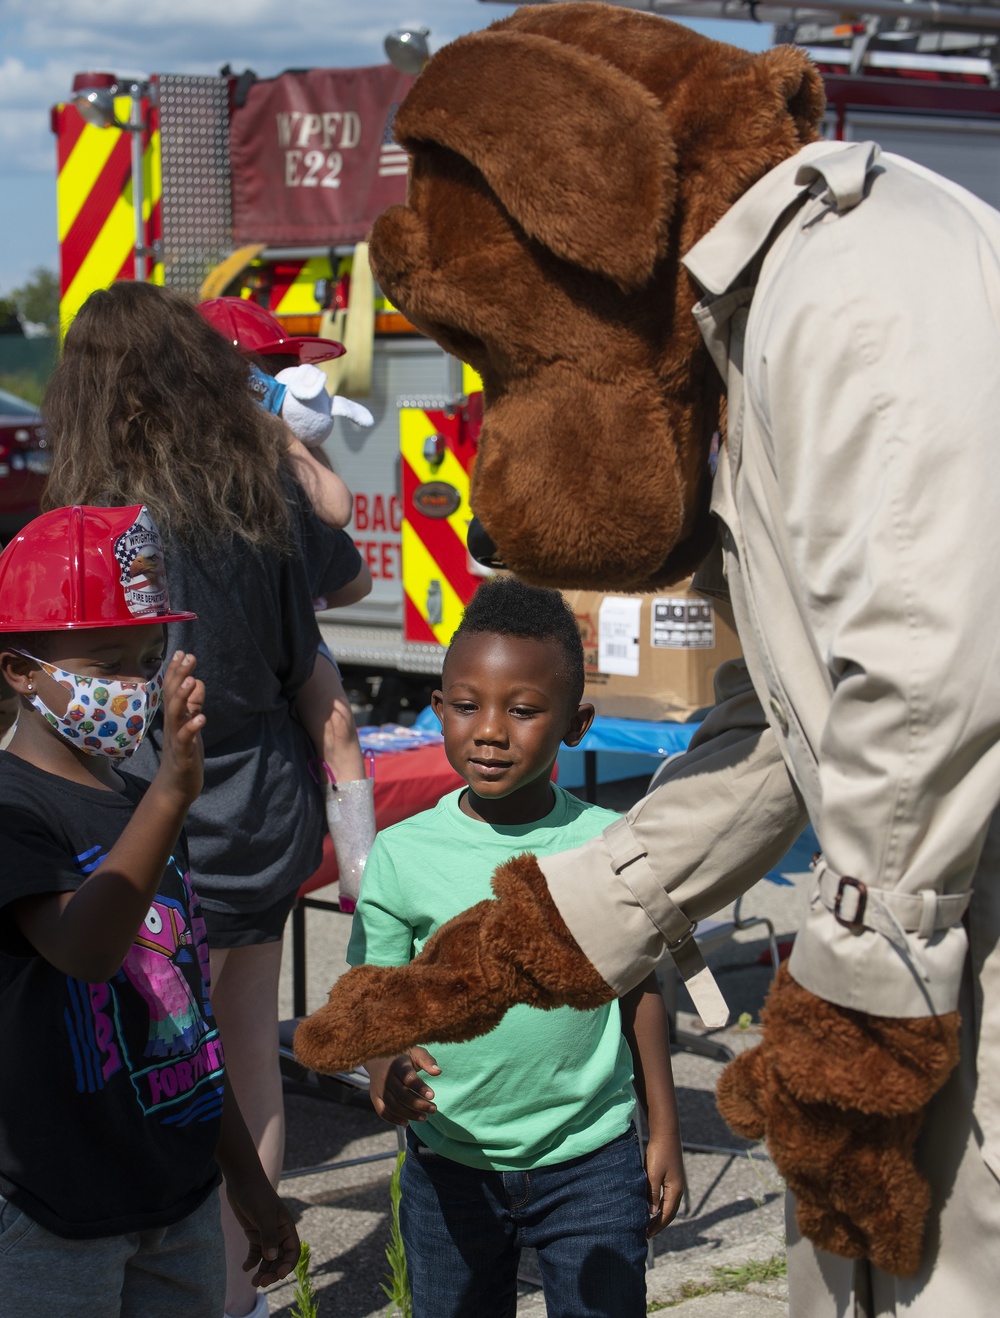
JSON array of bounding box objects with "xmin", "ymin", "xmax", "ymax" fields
[{"xmin": 295, "ymin": 5, "xmax": 1000, "ymax": 1311}]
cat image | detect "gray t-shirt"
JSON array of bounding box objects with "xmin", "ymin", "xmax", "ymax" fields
[{"xmin": 132, "ymin": 482, "xmax": 361, "ymax": 915}]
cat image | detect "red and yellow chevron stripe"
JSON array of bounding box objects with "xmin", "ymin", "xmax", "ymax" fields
[
  {"xmin": 54, "ymin": 94, "xmax": 162, "ymax": 338},
  {"xmin": 401, "ymin": 386, "xmax": 484, "ymax": 646}
]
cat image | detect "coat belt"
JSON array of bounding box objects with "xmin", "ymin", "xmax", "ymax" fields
[
  {"xmin": 603, "ymin": 816, "xmax": 730, "ymax": 1028},
  {"xmin": 814, "ymin": 861, "xmax": 970, "ymax": 984}
]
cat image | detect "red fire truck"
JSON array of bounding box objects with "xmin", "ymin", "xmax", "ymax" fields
[{"xmin": 51, "ymin": 10, "xmax": 1000, "ymax": 712}]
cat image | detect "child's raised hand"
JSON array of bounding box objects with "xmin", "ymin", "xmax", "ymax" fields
[
  {"xmin": 157, "ymin": 650, "xmax": 205, "ymax": 806},
  {"xmin": 367, "ymin": 1048, "xmax": 441, "ymax": 1126},
  {"xmin": 644, "ymin": 1131, "xmax": 684, "ymax": 1237}
]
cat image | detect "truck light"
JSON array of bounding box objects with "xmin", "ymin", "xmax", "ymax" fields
[
  {"xmin": 422, "ymin": 433, "xmax": 446, "ymax": 466},
  {"xmin": 384, "ymin": 28, "xmax": 431, "ymax": 76},
  {"xmin": 375, "ymin": 310, "xmax": 419, "ymax": 334},
  {"xmin": 426, "ymin": 579, "xmax": 443, "ymax": 625},
  {"xmin": 71, "ymin": 72, "xmax": 119, "ymax": 129},
  {"xmin": 276, "ymin": 314, "xmax": 322, "ymax": 337}
]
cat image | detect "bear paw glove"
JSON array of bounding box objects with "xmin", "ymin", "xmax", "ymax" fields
[
  {"xmin": 294, "ymin": 853, "xmax": 613, "ymax": 1074},
  {"xmin": 716, "ymin": 964, "xmax": 960, "ymax": 1278}
]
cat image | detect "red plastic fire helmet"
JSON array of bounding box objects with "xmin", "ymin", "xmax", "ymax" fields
[
  {"xmin": 0, "ymin": 505, "xmax": 197, "ymax": 632},
  {"xmin": 197, "ymin": 297, "xmax": 346, "ymax": 364}
]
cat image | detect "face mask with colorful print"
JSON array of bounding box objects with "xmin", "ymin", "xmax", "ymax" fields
[{"xmin": 20, "ymin": 654, "xmax": 163, "ymax": 759}]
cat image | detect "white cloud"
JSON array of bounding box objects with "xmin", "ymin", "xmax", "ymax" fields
[
  {"xmin": 0, "ymin": 0, "xmax": 504, "ymax": 174},
  {"xmin": 0, "ymin": 0, "xmax": 767, "ymax": 286},
  {"xmin": 0, "ymin": 57, "xmax": 88, "ymax": 174},
  {"xmin": 0, "ymin": 0, "xmax": 507, "ymax": 284},
  {"xmin": 9, "ymin": 0, "xmax": 498, "ymax": 71}
]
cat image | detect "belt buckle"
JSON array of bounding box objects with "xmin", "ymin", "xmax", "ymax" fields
[
  {"xmin": 666, "ymin": 922, "xmax": 697, "ymax": 952},
  {"xmin": 833, "ymin": 875, "xmax": 867, "ymax": 930}
]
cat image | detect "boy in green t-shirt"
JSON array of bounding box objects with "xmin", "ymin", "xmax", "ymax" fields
[{"xmin": 347, "ymin": 577, "xmax": 682, "ymax": 1318}]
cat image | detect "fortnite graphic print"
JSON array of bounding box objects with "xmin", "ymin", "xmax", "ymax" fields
[{"xmin": 62, "ymin": 853, "xmax": 224, "ymax": 1125}]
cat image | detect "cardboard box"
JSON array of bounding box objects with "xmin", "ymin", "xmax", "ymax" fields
[{"xmin": 563, "ymin": 580, "xmax": 742, "ymax": 721}]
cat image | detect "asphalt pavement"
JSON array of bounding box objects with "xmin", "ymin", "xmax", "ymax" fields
[{"xmin": 263, "ymin": 774, "xmax": 812, "ymax": 1317}]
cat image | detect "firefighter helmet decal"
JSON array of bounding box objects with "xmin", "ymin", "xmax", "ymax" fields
[{"xmin": 113, "ymin": 506, "xmax": 171, "ymax": 619}]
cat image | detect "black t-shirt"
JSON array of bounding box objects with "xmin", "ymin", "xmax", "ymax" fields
[
  {"xmin": 130, "ymin": 479, "xmax": 363, "ymax": 914},
  {"xmin": 0, "ymin": 754, "xmax": 222, "ymax": 1238}
]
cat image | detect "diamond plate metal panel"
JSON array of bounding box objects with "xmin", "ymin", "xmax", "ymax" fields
[
  {"xmin": 157, "ymin": 75, "xmax": 233, "ymax": 296},
  {"xmin": 315, "ymin": 621, "xmax": 445, "ymax": 673}
]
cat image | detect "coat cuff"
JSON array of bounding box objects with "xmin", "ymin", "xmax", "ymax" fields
[
  {"xmin": 788, "ymin": 864, "xmax": 968, "ymax": 1018},
  {"xmin": 539, "ymin": 835, "xmax": 675, "ymax": 998},
  {"xmin": 539, "ymin": 824, "xmax": 731, "ymax": 1026}
]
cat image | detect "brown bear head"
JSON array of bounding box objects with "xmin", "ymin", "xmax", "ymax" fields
[{"xmin": 369, "ymin": 3, "xmax": 823, "ymax": 590}]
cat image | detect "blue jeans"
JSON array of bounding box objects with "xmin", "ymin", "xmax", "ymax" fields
[{"xmin": 400, "ymin": 1125, "xmax": 649, "ymax": 1318}]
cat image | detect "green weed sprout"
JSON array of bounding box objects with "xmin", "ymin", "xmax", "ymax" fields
[
  {"xmin": 382, "ymin": 1150, "xmax": 412, "ymax": 1317},
  {"xmin": 290, "ymin": 1240, "xmax": 319, "ymax": 1318}
]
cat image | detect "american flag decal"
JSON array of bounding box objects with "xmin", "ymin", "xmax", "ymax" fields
[
  {"xmin": 379, "ymin": 104, "xmax": 409, "ymax": 178},
  {"xmin": 113, "ymin": 535, "xmax": 135, "ymax": 580}
]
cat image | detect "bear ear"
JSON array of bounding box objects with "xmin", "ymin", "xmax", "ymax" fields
[
  {"xmin": 394, "ymin": 30, "xmax": 677, "ymax": 291},
  {"xmin": 754, "ymin": 44, "xmax": 826, "ymax": 143}
]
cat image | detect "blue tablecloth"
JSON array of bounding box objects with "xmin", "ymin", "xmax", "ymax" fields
[
  {"xmin": 575, "ymin": 715, "xmax": 699, "ymax": 757},
  {"xmin": 765, "ymin": 826, "xmax": 818, "ymax": 887},
  {"xmin": 557, "ymin": 714, "xmax": 698, "ymax": 789}
]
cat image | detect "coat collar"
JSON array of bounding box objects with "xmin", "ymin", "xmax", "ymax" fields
[
  {"xmin": 683, "ymin": 139, "xmax": 882, "ymax": 298},
  {"xmin": 683, "ymin": 139, "xmax": 883, "ymax": 381}
]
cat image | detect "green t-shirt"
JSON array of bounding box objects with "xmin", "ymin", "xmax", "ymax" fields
[{"xmin": 346, "ymin": 783, "xmax": 635, "ymax": 1171}]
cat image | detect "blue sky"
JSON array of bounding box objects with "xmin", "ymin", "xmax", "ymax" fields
[{"xmin": 0, "ymin": 0, "xmax": 770, "ymax": 296}]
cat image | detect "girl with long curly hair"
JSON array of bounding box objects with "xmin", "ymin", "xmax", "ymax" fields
[{"xmin": 43, "ymin": 280, "xmax": 371, "ymax": 1318}]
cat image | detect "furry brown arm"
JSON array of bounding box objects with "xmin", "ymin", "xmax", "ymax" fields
[{"xmin": 293, "ymin": 852, "xmax": 613, "ymax": 1074}]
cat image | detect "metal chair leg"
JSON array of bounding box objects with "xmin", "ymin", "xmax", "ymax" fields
[
  {"xmin": 584, "ymin": 749, "xmax": 598, "ymax": 803},
  {"xmin": 731, "ymin": 896, "xmax": 781, "ymax": 975},
  {"xmin": 292, "ymin": 899, "xmax": 308, "ymax": 1019}
]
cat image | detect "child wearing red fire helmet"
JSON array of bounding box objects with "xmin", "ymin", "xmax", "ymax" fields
[{"xmin": 0, "ymin": 504, "xmax": 299, "ymax": 1318}]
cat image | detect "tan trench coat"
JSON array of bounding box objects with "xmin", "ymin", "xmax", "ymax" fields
[{"xmin": 539, "ymin": 140, "xmax": 1000, "ymax": 1314}]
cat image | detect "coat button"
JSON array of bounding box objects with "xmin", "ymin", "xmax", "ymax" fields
[{"xmin": 769, "ymin": 695, "xmax": 789, "ymax": 735}]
